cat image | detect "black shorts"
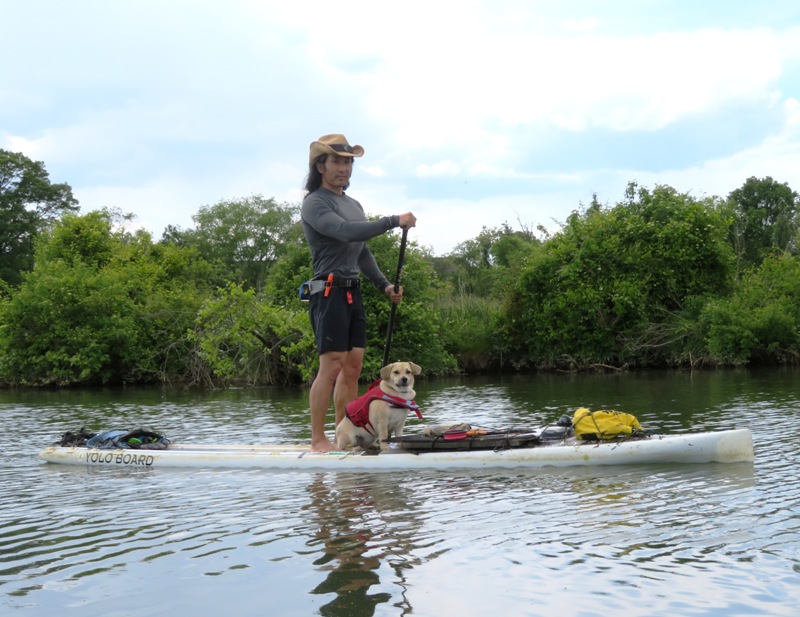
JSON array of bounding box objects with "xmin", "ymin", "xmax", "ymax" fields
[{"xmin": 308, "ymin": 286, "xmax": 367, "ymax": 354}]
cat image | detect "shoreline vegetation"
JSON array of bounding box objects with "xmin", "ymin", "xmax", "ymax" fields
[{"xmin": 1, "ymin": 149, "xmax": 799, "ymax": 388}]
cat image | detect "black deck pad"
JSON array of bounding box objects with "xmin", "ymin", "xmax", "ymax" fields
[{"xmin": 388, "ymin": 431, "xmax": 541, "ymax": 451}]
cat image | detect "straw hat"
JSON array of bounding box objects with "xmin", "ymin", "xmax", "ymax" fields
[{"xmin": 309, "ymin": 134, "xmax": 364, "ymax": 164}]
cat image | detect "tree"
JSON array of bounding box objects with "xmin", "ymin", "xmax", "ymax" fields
[
  {"xmin": 0, "ymin": 211, "xmax": 214, "ymax": 386},
  {"xmin": 188, "ymin": 283, "xmax": 316, "ymax": 386},
  {"xmin": 432, "ymin": 224, "xmax": 540, "ymax": 370},
  {"xmin": 262, "ymin": 221, "xmax": 315, "ymax": 306},
  {"xmin": 169, "ymin": 195, "xmax": 299, "ymax": 292},
  {"xmin": 445, "ymin": 225, "xmax": 506, "ymax": 294},
  {"xmin": 701, "ymin": 253, "xmax": 800, "ymax": 365},
  {"xmin": 0, "ymin": 150, "xmax": 79, "ymax": 286},
  {"xmin": 503, "ymin": 183, "xmax": 736, "ymax": 369},
  {"xmin": 728, "ymin": 176, "xmax": 799, "ymax": 268}
]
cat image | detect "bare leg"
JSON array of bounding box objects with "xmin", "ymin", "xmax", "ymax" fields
[
  {"xmin": 309, "ymin": 351, "xmax": 346, "ymax": 452},
  {"xmin": 333, "ymin": 347, "xmax": 365, "ymax": 426}
]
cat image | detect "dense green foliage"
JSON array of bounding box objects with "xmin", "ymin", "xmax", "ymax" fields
[
  {"xmin": 700, "ymin": 254, "xmax": 800, "ymax": 365},
  {"xmin": 431, "ymin": 224, "xmax": 539, "ymax": 371},
  {"xmin": 163, "ymin": 195, "xmax": 299, "ymax": 292},
  {"xmin": 1, "ymin": 148, "xmax": 799, "ymax": 388},
  {"xmin": 502, "ymin": 183, "xmax": 737, "ymax": 369},
  {"xmin": 0, "ymin": 150, "xmax": 79, "ymax": 287},
  {"xmin": 728, "ymin": 176, "xmax": 799, "ymax": 268},
  {"xmin": 0, "ymin": 211, "xmax": 214, "ymax": 385},
  {"xmin": 188, "ymin": 283, "xmax": 316, "ymax": 386},
  {"xmin": 0, "ymin": 196, "xmax": 458, "ymax": 386}
]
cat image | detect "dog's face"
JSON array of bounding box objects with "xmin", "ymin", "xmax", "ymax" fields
[{"xmin": 379, "ymin": 361, "xmax": 421, "ymax": 394}]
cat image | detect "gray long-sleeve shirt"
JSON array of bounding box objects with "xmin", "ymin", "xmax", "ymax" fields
[{"xmin": 301, "ymin": 187, "xmax": 400, "ymax": 291}]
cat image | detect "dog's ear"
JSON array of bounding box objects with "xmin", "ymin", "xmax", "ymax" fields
[
  {"xmin": 410, "ymin": 362, "xmax": 422, "ymax": 375},
  {"xmin": 380, "ymin": 364, "xmax": 393, "ymax": 380}
]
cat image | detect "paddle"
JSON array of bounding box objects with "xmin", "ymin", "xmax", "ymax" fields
[
  {"xmin": 441, "ymin": 428, "xmax": 538, "ymax": 441},
  {"xmin": 382, "ymin": 227, "xmax": 409, "ymax": 367}
]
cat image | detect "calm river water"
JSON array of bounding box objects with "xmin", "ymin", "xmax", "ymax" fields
[{"xmin": 1, "ymin": 369, "xmax": 798, "ymax": 616}]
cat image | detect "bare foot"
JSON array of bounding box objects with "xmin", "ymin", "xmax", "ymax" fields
[{"xmin": 311, "ymin": 437, "xmax": 336, "ymax": 453}]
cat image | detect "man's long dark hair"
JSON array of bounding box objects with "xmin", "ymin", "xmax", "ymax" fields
[
  {"xmin": 303, "ymin": 154, "xmax": 351, "ymax": 194},
  {"xmin": 304, "ymin": 154, "xmax": 326, "ymax": 194}
]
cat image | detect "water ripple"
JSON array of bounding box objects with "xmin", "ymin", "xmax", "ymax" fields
[{"xmin": 2, "ymin": 373, "xmax": 800, "ymax": 616}]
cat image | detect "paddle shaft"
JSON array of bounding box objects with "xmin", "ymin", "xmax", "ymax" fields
[
  {"xmin": 442, "ymin": 428, "xmax": 536, "ymax": 440},
  {"xmin": 382, "ymin": 227, "xmax": 409, "ymax": 367}
]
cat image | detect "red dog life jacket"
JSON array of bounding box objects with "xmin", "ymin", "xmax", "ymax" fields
[{"xmin": 345, "ymin": 381, "xmax": 423, "ymax": 433}]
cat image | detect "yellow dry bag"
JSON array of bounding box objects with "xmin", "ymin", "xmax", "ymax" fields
[{"xmin": 572, "ymin": 407, "xmax": 643, "ymax": 440}]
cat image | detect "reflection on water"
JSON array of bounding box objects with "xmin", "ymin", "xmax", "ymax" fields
[
  {"xmin": 304, "ymin": 474, "xmax": 418, "ymax": 616},
  {"xmin": 1, "ymin": 369, "xmax": 799, "ymax": 616}
]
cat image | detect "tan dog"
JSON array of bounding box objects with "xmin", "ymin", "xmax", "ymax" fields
[{"xmin": 336, "ymin": 362, "xmax": 422, "ymax": 451}]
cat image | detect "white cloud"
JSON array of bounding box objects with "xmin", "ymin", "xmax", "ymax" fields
[
  {"xmin": 658, "ymin": 106, "xmax": 800, "ymax": 197},
  {"xmin": 4, "ymin": 0, "xmax": 800, "ymax": 256},
  {"xmin": 353, "ymin": 178, "xmax": 582, "ymax": 255},
  {"xmin": 415, "ymin": 161, "xmax": 461, "ymax": 178},
  {"xmin": 364, "ymin": 26, "xmax": 796, "ymax": 150},
  {"xmin": 360, "ymin": 165, "xmax": 387, "ymax": 178}
]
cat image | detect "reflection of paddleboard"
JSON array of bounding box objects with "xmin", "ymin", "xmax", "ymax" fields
[{"xmin": 39, "ymin": 428, "xmax": 754, "ymax": 471}]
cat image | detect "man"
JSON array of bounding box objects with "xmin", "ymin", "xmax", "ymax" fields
[{"xmin": 301, "ymin": 134, "xmax": 416, "ymax": 452}]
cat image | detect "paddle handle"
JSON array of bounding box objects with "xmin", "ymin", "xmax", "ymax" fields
[
  {"xmin": 382, "ymin": 227, "xmax": 408, "ymax": 367},
  {"xmin": 392, "ymin": 227, "xmax": 408, "ymax": 293}
]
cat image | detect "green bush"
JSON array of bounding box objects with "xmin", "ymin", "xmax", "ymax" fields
[
  {"xmin": 188, "ymin": 283, "xmax": 316, "ymax": 386},
  {"xmin": 0, "ymin": 212, "xmax": 212, "ymax": 385},
  {"xmin": 503, "ymin": 184, "xmax": 736, "ymax": 369},
  {"xmin": 702, "ymin": 254, "xmax": 800, "ymax": 364}
]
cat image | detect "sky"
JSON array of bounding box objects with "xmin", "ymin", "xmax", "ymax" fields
[{"xmin": 3, "ymin": 0, "xmax": 800, "ymax": 255}]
